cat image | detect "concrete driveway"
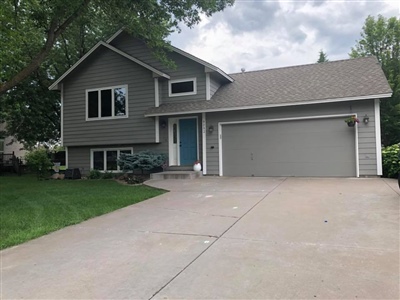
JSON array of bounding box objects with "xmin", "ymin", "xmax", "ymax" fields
[{"xmin": 1, "ymin": 177, "xmax": 399, "ymax": 299}]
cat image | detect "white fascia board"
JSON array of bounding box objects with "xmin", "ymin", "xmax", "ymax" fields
[
  {"xmin": 103, "ymin": 43, "xmax": 170, "ymax": 79},
  {"xmin": 144, "ymin": 93, "xmax": 393, "ymax": 117},
  {"xmin": 106, "ymin": 28, "xmax": 124, "ymax": 43},
  {"xmin": 171, "ymin": 46, "xmax": 234, "ymax": 83},
  {"xmin": 49, "ymin": 41, "xmax": 170, "ymax": 90},
  {"xmin": 105, "ymin": 28, "xmax": 233, "ymax": 82},
  {"xmin": 49, "ymin": 41, "xmax": 103, "ymax": 90}
]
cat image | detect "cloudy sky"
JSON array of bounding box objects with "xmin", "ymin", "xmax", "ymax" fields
[{"xmin": 169, "ymin": 0, "xmax": 399, "ymax": 74}]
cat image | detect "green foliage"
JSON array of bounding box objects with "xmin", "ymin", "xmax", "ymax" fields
[
  {"xmin": 350, "ymin": 15, "xmax": 400, "ymax": 146},
  {"xmin": 0, "ymin": 0, "xmax": 234, "ymax": 146},
  {"xmin": 0, "ymin": 175, "xmax": 165, "ymax": 249},
  {"xmin": 1, "ymin": 0, "xmax": 235, "ymax": 94},
  {"xmin": 88, "ymin": 169, "xmax": 102, "ymax": 179},
  {"xmin": 124, "ymin": 175, "xmax": 146, "ymax": 185},
  {"xmin": 344, "ymin": 115, "xmax": 360, "ymax": 124},
  {"xmin": 382, "ymin": 144, "xmax": 400, "ymax": 178},
  {"xmin": 118, "ymin": 151, "xmax": 167, "ymax": 173},
  {"xmin": 25, "ymin": 148, "xmax": 53, "ymax": 179},
  {"xmin": 102, "ymin": 171, "xmax": 114, "ymax": 179},
  {"xmin": 317, "ymin": 50, "xmax": 329, "ymax": 63}
]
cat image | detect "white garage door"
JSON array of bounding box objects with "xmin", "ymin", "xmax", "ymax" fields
[{"xmin": 221, "ymin": 118, "xmax": 357, "ymax": 177}]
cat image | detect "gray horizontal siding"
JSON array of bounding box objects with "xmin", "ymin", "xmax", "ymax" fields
[
  {"xmin": 63, "ymin": 47, "xmax": 157, "ymax": 147},
  {"xmin": 205, "ymin": 99, "xmax": 377, "ymax": 176},
  {"xmin": 210, "ymin": 74, "xmax": 221, "ymax": 98},
  {"xmin": 110, "ymin": 32, "xmax": 207, "ymax": 104}
]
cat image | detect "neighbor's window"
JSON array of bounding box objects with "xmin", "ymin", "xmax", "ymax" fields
[
  {"xmin": 169, "ymin": 78, "xmax": 196, "ymax": 97},
  {"xmin": 92, "ymin": 148, "xmax": 132, "ymax": 171},
  {"xmin": 87, "ymin": 85, "xmax": 127, "ymax": 120},
  {"xmin": 0, "ymin": 139, "xmax": 4, "ymax": 153}
]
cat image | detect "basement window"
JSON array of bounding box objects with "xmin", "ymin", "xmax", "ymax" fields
[
  {"xmin": 169, "ymin": 78, "xmax": 197, "ymax": 97},
  {"xmin": 91, "ymin": 148, "xmax": 133, "ymax": 172}
]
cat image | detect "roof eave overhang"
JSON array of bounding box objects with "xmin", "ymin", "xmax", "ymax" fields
[
  {"xmin": 105, "ymin": 29, "xmax": 233, "ymax": 83},
  {"xmin": 144, "ymin": 93, "xmax": 393, "ymax": 117},
  {"xmin": 49, "ymin": 41, "xmax": 169, "ymax": 91}
]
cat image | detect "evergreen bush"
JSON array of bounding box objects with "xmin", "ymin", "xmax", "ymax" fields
[{"xmin": 382, "ymin": 143, "xmax": 400, "ymax": 178}]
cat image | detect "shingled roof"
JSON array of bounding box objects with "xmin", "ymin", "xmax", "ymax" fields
[{"xmin": 145, "ymin": 56, "xmax": 392, "ymax": 116}]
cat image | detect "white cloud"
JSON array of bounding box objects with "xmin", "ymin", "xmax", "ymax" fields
[{"xmin": 169, "ymin": 0, "xmax": 399, "ymax": 73}]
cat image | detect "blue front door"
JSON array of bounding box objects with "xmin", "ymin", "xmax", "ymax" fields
[{"xmin": 179, "ymin": 118, "xmax": 197, "ymax": 165}]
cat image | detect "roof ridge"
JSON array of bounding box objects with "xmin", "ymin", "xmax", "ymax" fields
[{"xmin": 229, "ymin": 56, "xmax": 377, "ymax": 76}]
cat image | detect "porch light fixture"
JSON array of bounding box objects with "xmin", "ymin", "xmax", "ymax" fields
[
  {"xmin": 208, "ymin": 125, "xmax": 214, "ymax": 133},
  {"xmin": 160, "ymin": 120, "xmax": 167, "ymax": 128},
  {"xmin": 363, "ymin": 115, "xmax": 370, "ymax": 124}
]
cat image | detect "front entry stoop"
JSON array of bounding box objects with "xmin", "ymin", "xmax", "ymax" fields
[{"xmin": 150, "ymin": 171, "xmax": 202, "ymax": 180}]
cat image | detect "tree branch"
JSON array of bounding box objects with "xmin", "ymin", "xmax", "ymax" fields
[{"xmin": 0, "ymin": 0, "xmax": 92, "ymax": 95}]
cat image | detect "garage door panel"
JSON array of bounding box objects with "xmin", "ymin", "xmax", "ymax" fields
[{"xmin": 222, "ymin": 118, "xmax": 356, "ymax": 177}]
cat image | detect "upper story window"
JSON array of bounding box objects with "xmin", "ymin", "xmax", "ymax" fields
[
  {"xmin": 86, "ymin": 85, "xmax": 128, "ymax": 120},
  {"xmin": 168, "ymin": 78, "xmax": 197, "ymax": 97},
  {"xmin": 0, "ymin": 139, "xmax": 4, "ymax": 153}
]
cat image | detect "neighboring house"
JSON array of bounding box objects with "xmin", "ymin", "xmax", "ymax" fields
[
  {"xmin": 49, "ymin": 29, "xmax": 392, "ymax": 177},
  {"xmin": 0, "ymin": 123, "xmax": 26, "ymax": 159}
]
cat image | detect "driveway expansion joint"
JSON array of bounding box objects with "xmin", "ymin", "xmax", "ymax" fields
[
  {"xmin": 136, "ymin": 230, "xmax": 219, "ymax": 239},
  {"xmin": 148, "ymin": 177, "xmax": 288, "ymax": 300},
  {"xmin": 219, "ymin": 236, "xmax": 399, "ymax": 252}
]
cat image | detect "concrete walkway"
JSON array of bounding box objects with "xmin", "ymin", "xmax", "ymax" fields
[{"xmin": 1, "ymin": 177, "xmax": 399, "ymax": 299}]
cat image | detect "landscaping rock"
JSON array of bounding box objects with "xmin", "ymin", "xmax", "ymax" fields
[{"xmin": 51, "ymin": 173, "xmax": 60, "ymax": 180}]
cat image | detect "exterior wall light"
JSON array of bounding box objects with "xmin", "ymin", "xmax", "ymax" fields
[
  {"xmin": 363, "ymin": 115, "xmax": 370, "ymax": 124},
  {"xmin": 160, "ymin": 120, "xmax": 167, "ymax": 128},
  {"xmin": 208, "ymin": 125, "xmax": 214, "ymax": 133}
]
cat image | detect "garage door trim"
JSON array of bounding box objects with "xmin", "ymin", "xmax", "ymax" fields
[{"xmin": 218, "ymin": 113, "xmax": 359, "ymax": 177}]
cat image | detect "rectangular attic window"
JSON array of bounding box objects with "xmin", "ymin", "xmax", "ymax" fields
[{"xmin": 169, "ymin": 78, "xmax": 197, "ymax": 97}]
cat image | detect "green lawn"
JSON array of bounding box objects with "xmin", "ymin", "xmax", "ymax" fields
[{"xmin": 0, "ymin": 175, "xmax": 165, "ymax": 250}]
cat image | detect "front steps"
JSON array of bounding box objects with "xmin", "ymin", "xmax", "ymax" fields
[{"xmin": 150, "ymin": 171, "xmax": 202, "ymax": 180}]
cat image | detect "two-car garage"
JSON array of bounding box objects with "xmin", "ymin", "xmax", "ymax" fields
[{"xmin": 220, "ymin": 117, "xmax": 357, "ymax": 177}]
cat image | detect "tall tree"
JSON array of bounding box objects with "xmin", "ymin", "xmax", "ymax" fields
[
  {"xmin": 350, "ymin": 15, "xmax": 400, "ymax": 146},
  {"xmin": 0, "ymin": 0, "xmax": 234, "ymax": 147},
  {"xmin": 0, "ymin": 0, "xmax": 235, "ymax": 95},
  {"xmin": 317, "ymin": 50, "xmax": 329, "ymax": 63}
]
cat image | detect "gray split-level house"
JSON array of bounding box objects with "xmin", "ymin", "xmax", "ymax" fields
[{"xmin": 49, "ymin": 29, "xmax": 392, "ymax": 177}]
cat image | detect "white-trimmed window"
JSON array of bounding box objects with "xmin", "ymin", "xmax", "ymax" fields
[
  {"xmin": 168, "ymin": 78, "xmax": 197, "ymax": 97},
  {"xmin": 90, "ymin": 148, "xmax": 133, "ymax": 171},
  {"xmin": 86, "ymin": 85, "xmax": 128, "ymax": 120}
]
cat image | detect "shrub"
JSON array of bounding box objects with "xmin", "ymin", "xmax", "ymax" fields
[
  {"xmin": 382, "ymin": 143, "xmax": 400, "ymax": 178},
  {"xmin": 88, "ymin": 169, "xmax": 102, "ymax": 179},
  {"xmin": 25, "ymin": 148, "xmax": 53, "ymax": 179},
  {"xmin": 124, "ymin": 174, "xmax": 145, "ymax": 185},
  {"xmin": 118, "ymin": 151, "xmax": 167, "ymax": 173},
  {"xmin": 102, "ymin": 171, "xmax": 114, "ymax": 179}
]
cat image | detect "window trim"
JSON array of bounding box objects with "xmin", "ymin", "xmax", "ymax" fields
[
  {"xmin": 90, "ymin": 147, "xmax": 133, "ymax": 172},
  {"xmin": 86, "ymin": 85, "xmax": 128, "ymax": 121},
  {"xmin": 168, "ymin": 78, "xmax": 197, "ymax": 97}
]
